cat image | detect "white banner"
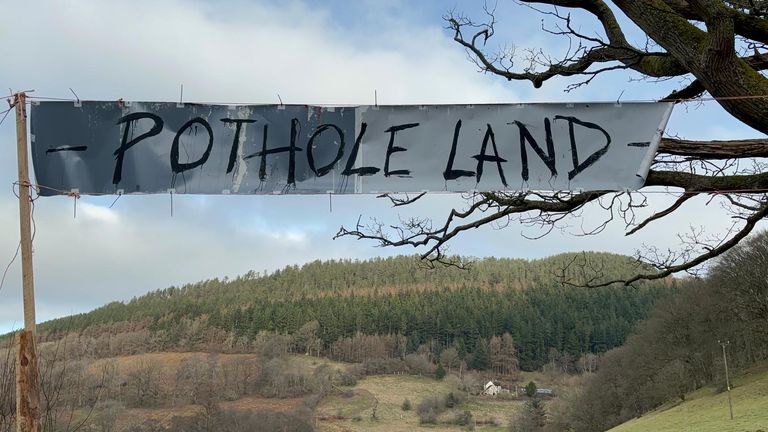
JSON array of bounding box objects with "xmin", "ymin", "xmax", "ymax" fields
[{"xmin": 30, "ymin": 101, "xmax": 672, "ymax": 195}]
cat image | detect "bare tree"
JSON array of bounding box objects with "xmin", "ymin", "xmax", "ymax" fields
[
  {"xmin": 30, "ymin": 335, "xmax": 109, "ymax": 432},
  {"xmin": 337, "ymin": 1, "xmax": 768, "ymax": 285},
  {"xmin": 439, "ymin": 346, "xmax": 460, "ymax": 374},
  {"xmin": 125, "ymin": 359, "xmax": 163, "ymax": 408},
  {"xmin": 0, "ymin": 342, "xmax": 15, "ymax": 432}
]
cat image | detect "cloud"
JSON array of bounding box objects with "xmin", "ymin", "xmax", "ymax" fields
[
  {"xmin": 0, "ymin": 0, "xmax": 518, "ymax": 105},
  {"xmin": 0, "ymin": 0, "xmax": 525, "ymax": 331},
  {"xmin": 0, "ymin": 0, "xmax": 763, "ymax": 334}
]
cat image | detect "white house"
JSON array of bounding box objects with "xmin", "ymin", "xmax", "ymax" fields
[{"xmin": 483, "ymin": 381, "xmax": 502, "ymax": 396}]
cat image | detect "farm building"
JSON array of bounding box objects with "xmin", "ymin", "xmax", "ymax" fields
[{"xmin": 483, "ymin": 381, "xmax": 503, "ymax": 395}]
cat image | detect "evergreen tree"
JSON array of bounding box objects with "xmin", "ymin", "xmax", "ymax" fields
[
  {"xmin": 525, "ymin": 381, "xmax": 537, "ymax": 398},
  {"xmin": 469, "ymin": 339, "xmax": 491, "ymax": 370},
  {"xmin": 435, "ymin": 364, "xmax": 446, "ymax": 380}
]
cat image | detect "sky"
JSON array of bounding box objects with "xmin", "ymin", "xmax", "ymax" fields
[{"xmin": 0, "ymin": 0, "xmax": 764, "ymax": 333}]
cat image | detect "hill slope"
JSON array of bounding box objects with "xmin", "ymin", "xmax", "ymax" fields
[
  {"xmin": 609, "ymin": 363, "xmax": 768, "ymax": 432},
  {"xmin": 32, "ymin": 253, "xmax": 672, "ymax": 370}
]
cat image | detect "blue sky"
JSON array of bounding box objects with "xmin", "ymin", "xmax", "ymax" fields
[{"xmin": 0, "ymin": 0, "xmax": 763, "ymax": 333}]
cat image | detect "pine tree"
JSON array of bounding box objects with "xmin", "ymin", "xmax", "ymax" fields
[
  {"xmin": 435, "ymin": 364, "xmax": 446, "ymax": 380},
  {"xmin": 525, "ymin": 381, "xmax": 537, "ymax": 398}
]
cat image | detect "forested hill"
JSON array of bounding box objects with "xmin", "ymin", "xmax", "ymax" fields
[{"xmin": 37, "ymin": 253, "xmax": 673, "ymax": 370}]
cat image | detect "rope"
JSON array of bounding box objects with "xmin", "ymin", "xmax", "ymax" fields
[{"xmin": 1, "ymin": 181, "xmax": 39, "ymax": 294}]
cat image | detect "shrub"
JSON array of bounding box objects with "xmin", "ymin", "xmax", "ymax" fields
[
  {"xmin": 418, "ymin": 409, "xmax": 439, "ymax": 425},
  {"xmin": 525, "ymin": 381, "xmax": 537, "ymax": 398},
  {"xmin": 405, "ymin": 353, "xmax": 435, "ymax": 375},
  {"xmin": 401, "ymin": 398, "xmax": 412, "ymax": 411},
  {"xmin": 453, "ymin": 410, "xmax": 474, "ymax": 426},
  {"xmin": 509, "ymin": 397, "xmax": 546, "ymax": 432},
  {"xmin": 444, "ymin": 391, "xmax": 466, "ymax": 408},
  {"xmin": 335, "ymin": 370, "xmax": 358, "ymax": 386},
  {"xmin": 416, "ymin": 396, "xmax": 443, "ymax": 424},
  {"xmin": 460, "ymin": 371, "xmax": 483, "ymax": 395},
  {"xmin": 362, "ymin": 357, "xmax": 408, "ymax": 375},
  {"xmin": 435, "ymin": 364, "xmax": 447, "ymax": 380}
]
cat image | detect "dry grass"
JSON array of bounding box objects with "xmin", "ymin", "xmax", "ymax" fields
[
  {"xmin": 221, "ymin": 395, "xmax": 304, "ymax": 412},
  {"xmin": 317, "ymin": 374, "xmax": 522, "ymax": 432}
]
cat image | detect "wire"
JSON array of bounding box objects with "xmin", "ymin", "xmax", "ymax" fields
[
  {"xmin": 0, "ymin": 242, "xmax": 21, "ymax": 294},
  {"xmin": 0, "ymin": 182, "xmax": 39, "ymax": 295},
  {"xmin": 19, "ymin": 91, "xmax": 768, "ymax": 106},
  {"xmin": 15, "ymin": 179, "xmax": 768, "ymax": 200},
  {"xmin": 0, "ymin": 107, "xmax": 12, "ymax": 128}
]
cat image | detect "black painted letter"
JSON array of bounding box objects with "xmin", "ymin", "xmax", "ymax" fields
[
  {"xmin": 472, "ymin": 124, "xmax": 508, "ymax": 186},
  {"xmin": 306, "ymin": 124, "xmax": 345, "ymax": 177},
  {"xmin": 443, "ymin": 119, "xmax": 475, "ymax": 181},
  {"xmin": 513, "ymin": 119, "xmax": 557, "ymax": 182},
  {"xmin": 113, "ymin": 112, "xmax": 164, "ymax": 185},
  {"xmin": 220, "ymin": 118, "xmax": 256, "ymax": 174},
  {"xmin": 171, "ymin": 118, "xmax": 214, "ymax": 174},
  {"xmin": 244, "ymin": 118, "xmax": 303, "ymax": 185},
  {"xmin": 554, "ymin": 116, "xmax": 611, "ymax": 180},
  {"xmin": 384, "ymin": 123, "xmax": 419, "ymax": 177},
  {"xmin": 341, "ymin": 123, "xmax": 380, "ymax": 176}
]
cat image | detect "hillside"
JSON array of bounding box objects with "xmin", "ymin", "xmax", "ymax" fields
[
  {"xmin": 31, "ymin": 253, "xmax": 671, "ymax": 371},
  {"xmin": 609, "ymin": 362, "xmax": 768, "ymax": 432}
]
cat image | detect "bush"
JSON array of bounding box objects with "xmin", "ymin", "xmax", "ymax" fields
[
  {"xmin": 362, "ymin": 357, "xmax": 408, "ymax": 375},
  {"xmin": 525, "ymin": 381, "xmax": 537, "ymax": 398},
  {"xmin": 444, "ymin": 391, "xmax": 466, "ymax": 408},
  {"xmin": 509, "ymin": 397, "xmax": 546, "ymax": 432},
  {"xmin": 401, "ymin": 398, "xmax": 412, "ymax": 411},
  {"xmin": 416, "ymin": 396, "xmax": 444, "ymax": 424},
  {"xmin": 167, "ymin": 409, "xmax": 317, "ymax": 432},
  {"xmin": 335, "ymin": 370, "xmax": 358, "ymax": 386},
  {"xmin": 453, "ymin": 410, "xmax": 474, "ymax": 426},
  {"xmin": 405, "ymin": 353, "xmax": 435, "ymax": 375},
  {"xmin": 346, "ymin": 363, "xmax": 365, "ymax": 379},
  {"xmin": 418, "ymin": 409, "xmax": 439, "ymax": 425},
  {"xmin": 460, "ymin": 371, "xmax": 483, "ymax": 395},
  {"xmin": 302, "ymin": 393, "xmax": 322, "ymax": 410},
  {"xmin": 435, "ymin": 364, "xmax": 447, "ymax": 380}
]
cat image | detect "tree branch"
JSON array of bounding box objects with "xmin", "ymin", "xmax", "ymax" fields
[
  {"xmin": 626, "ymin": 194, "xmax": 695, "ymax": 236},
  {"xmin": 646, "ymin": 169, "xmax": 768, "ymax": 191},
  {"xmin": 335, "ymin": 191, "xmax": 605, "ymax": 265},
  {"xmin": 659, "ymin": 137, "xmax": 768, "ymax": 159},
  {"xmin": 586, "ymin": 199, "xmax": 768, "ymax": 286},
  {"xmin": 446, "ymin": 1, "xmax": 690, "ymax": 89}
]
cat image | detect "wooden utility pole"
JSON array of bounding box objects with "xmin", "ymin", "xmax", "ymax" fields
[
  {"xmin": 719, "ymin": 340, "xmax": 734, "ymax": 420},
  {"xmin": 14, "ymin": 92, "xmax": 41, "ymax": 432}
]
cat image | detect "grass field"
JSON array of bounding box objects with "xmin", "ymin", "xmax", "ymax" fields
[
  {"xmin": 317, "ymin": 374, "xmax": 522, "ymax": 432},
  {"xmin": 54, "ymin": 351, "xmax": 530, "ymax": 431},
  {"xmin": 610, "ymin": 363, "xmax": 768, "ymax": 432}
]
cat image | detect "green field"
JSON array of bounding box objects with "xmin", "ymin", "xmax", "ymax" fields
[
  {"xmin": 610, "ymin": 364, "xmax": 768, "ymax": 432},
  {"xmin": 317, "ymin": 374, "xmax": 521, "ymax": 431}
]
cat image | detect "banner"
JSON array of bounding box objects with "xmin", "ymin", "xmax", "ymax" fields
[{"xmin": 30, "ymin": 101, "xmax": 672, "ymax": 195}]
